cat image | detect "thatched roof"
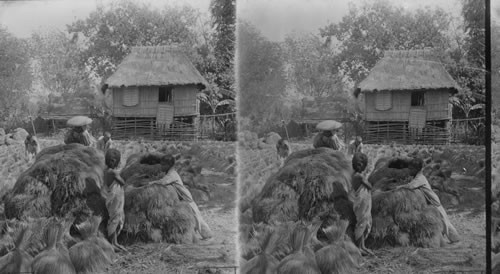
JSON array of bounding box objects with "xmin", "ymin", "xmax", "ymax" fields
[
  {"xmin": 357, "ymin": 49, "xmax": 459, "ymax": 94},
  {"xmin": 105, "ymin": 46, "xmax": 209, "ymax": 89}
]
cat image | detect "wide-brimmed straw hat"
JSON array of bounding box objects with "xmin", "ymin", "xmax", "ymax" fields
[
  {"xmin": 316, "ymin": 120, "xmax": 342, "ymax": 131},
  {"xmin": 67, "ymin": 116, "xmax": 93, "ymax": 127}
]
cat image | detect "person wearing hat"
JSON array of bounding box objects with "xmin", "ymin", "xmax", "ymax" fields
[
  {"xmin": 313, "ymin": 120, "xmax": 343, "ymax": 150},
  {"xmin": 64, "ymin": 116, "xmax": 96, "ymax": 147},
  {"xmin": 395, "ymin": 157, "xmax": 460, "ymax": 244},
  {"xmin": 97, "ymin": 131, "xmax": 114, "ymax": 153}
]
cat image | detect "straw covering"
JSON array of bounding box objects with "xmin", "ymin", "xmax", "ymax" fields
[
  {"xmin": 357, "ymin": 49, "xmax": 459, "ymax": 93},
  {"xmin": 105, "ymin": 46, "xmax": 209, "ymax": 88},
  {"xmin": 4, "ymin": 144, "xmax": 106, "ymax": 224},
  {"xmin": 367, "ymin": 157, "xmax": 444, "ymax": 248}
]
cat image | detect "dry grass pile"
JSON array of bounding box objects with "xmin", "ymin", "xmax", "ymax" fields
[
  {"xmin": 0, "ymin": 216, "xmax": 77, "ymax": 273},
  {"xmin": 240, "ymin": 228, "xmax": 282, "ymax": 274},
  {"xmin": 250, "ymin": 148, "xmax": 354, "ymax": 232},
  {"xmin": 3, "ymin": 143, "xmax": 106, "ymax": 224},
  {"xmin": 32, "ymin": 221, "xmax": 76, "ymax": 274},
  {"xmin": 241, "ymin": 219, "xmax": 363, "ymax": 274},
  {"xmin": 0, "ymin": 225, "xmax": 33, "ymax": 273},
  {"xmin": 276, "ymin": 222, "xmax": 321, "ymax": 274},
  {"xmin": 120, "ymin": 152, "xmax": 197, "ymax": 244},
  {"xmin": 315, "ymin": 219, "xmax": 362, "ymax": 274},
  {"xmin": 367, "ymin": 157, "xmax": 444, "ymax": 248},
  {"xmin": 69, "ymin": 216, "xmax": 115, "ymax": 273}
]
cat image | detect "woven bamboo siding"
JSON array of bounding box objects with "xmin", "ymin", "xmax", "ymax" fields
[
  {"xmin": 365, "ymin": 92, "xmax": 410, "ymax": 121},
  {"xmin": 173, "ymin": 86, "xmax": 198, "ymax": 116},
  {"xmin": 112, "ymin": 87, "xmax": 158, "ymax": 117},
  {"xmin": 365, "ymin": 90, "xmax": 450, "ymax": 122},
  {"xmin": 425, "ymin": 89, "xmax": 449, "ymax": 120}
]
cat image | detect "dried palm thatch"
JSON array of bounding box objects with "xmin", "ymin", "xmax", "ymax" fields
[
  {"xmin": 251, "ymin": 148, "xmax": 355, "ymax": 236},
  {"xmin": 0, "ymin": 225, "xmax": 33, "ymax": 273},
  {"xmin": 367, "ymin": 157, "xmax": 444, "ymax": 248},
  {"xmin": 105, "ymin": 46, "xmax": 208, "ymax": 88},
  {"xmin": 32, "ymin": 221, "xmax": 76, "ymax": 274},
  {"xmin": 120, "ymin": 152, "xmax": 197, "ymax": 244},
  {"xmin": 356, "ymin": 49, "xmax": 459, "ymax": 93},
  {"xmin": 4, "ymin": 144, "xmax": 107, "ymax": 225},
  {"xmin": 315, "ymin": 220, "xmax": 362, "ymax": 274},
  {"xmin": 69, "ymin": 216, "xmax": 115, "ymax": 274}
]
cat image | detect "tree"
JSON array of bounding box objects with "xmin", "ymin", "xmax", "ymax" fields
[
  {"xmin": 238, "ymin": 20, "xmax": 287, "ymax": 133},
  {"xmin": 67, "ymin": 0, "xmax": 200, "ymax": 83},
  {"xmin": 282, "ymin": 32, "xmax": 344, "ymax": 98},
  {"xmin": 30, "ymin": 31, "xmax": 91, "ymax": 96},
  {"xmin": 461, "ymin": 0, "xmax": 485, "ymax": 69},
  {"xmin": 0, "ymin": 26, "xmax": 33, "ymax": 128},
  {"xmin": 196, "ymin": 0, "xmax": 236, "ymax": 116},
  {"xmin": 210, "ymin": 0, "xmax": 235, "ymax": 75},
  {"xmin": 492, "ymin": 10, "xmax": 500, "ymax": 114},
  {"xmin": 319, "ymin": 0, "xmax": 452, "ymax": 85}
]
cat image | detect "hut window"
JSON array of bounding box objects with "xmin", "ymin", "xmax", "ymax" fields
[
  {"xmin": 159, "ymin": 87, "xmax": 173, "ymax": 103},
  {"xmin": 411, "ymin": 91, "xmax": 425, "ymax": 106},
  {"xmin": 123, "ymin": 87, "xmax": 139, "ymax": 106},
  {"xmin": 375, "ymin": 91, "xmax": 392, "ymax": 111}
]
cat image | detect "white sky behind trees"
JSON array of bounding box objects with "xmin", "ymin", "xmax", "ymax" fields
[
  {"xmin": 237, "ymin": 0, "xmax": 464, "ymax": 42},
  {"xmin": 0, "ymin": 0, "xmax": 211, "ymax": 38}
]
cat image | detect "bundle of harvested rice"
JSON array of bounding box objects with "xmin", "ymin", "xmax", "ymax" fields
[
  {"xmin": 240, "ymin": 228, "xmax": 282, "ymax": 274},
  {"xmin": 4, "ymin": 143, "xmax": 107, "ymax": 225},
  {"xmin": 69, "ymin": 216, "xmax": 115, "ymax": 273},
  {"xmin": 367, "ymin": 157, "xmax": 445, "ymax": 248},
  {"xmin": 32, "ymin": 221, "xmax": 76, "ymax": 274},
  {"xmin": 0, "ymin": 225, "xmax": 33, "ymax": 273},
  {"xmin": 120, "ymin": 152, "xmax": 197, "ymax": 244},
  {"xmin": 240, "ymin": 222, "xmax": 297, "ymax": 262},
  {"xmin": 0, "ymin": 217, "xmax": 76, "ymax": 258},
  {"xmin": 276, "ymin": 222, "xmax": 321, "ymax": 274},
  {"xmin": 251, "ymin": 148, "xmax": 355, "ymax": 236},
  {"xmin": 315, "ymin": 220, "xmax": 362, "ymax": 274}
]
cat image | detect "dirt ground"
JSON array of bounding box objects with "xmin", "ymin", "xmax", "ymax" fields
[
  {"xmin": 239, "ymin": 142, "xmax": 486, "ymax": 274},
  {"xmin": 0, "ymin": 138, "xmax": 238, "ymax": 274}
]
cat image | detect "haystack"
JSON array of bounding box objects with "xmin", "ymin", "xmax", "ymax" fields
[
  {"xmin": 120, "ymin": 152, "xmax": 197, "ymax": 244},
  {"xmin": 251, "ymin": 148, "xmax": 355, "ymax": 237},
  {"xmin": 4, "ymin": 143, "xmax": 106, "ymax": 225},
  {"xmin": 367, "ymin": 157, "xmax": 444, "ymax": 248}
]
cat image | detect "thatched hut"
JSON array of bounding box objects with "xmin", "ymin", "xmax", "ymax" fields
[
  {"xmin": 355, "ymin": 49, "xmax": 460, "ymax": 145},
  {"xmin": 103, "ymin": 46, "xmax": 209, "ymax": 140}
]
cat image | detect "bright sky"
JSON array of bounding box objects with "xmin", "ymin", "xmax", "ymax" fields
[
  {"xmin": 238, "ymin": 0, "xmax": 464, "ymax": 42},
  {"xmin": 0, "ymin": 0, "xmax": 211, "ymax": 38}
]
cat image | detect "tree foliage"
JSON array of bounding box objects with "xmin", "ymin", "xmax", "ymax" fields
[
  {"xmin": 282, "ymin": 33, "xmax": 344, "ymax": 98},
  {"xmin": 238, "ymin": 20, "xmax": 287, "ymax": 133},
  {"xmin": 0, "ymin": 26, "xmax": 33, "ymax": 127},
  {"xmin": 67, "ymin": 0, "xmax": 200, "ymax": 82},
  {"xmin": 30, "ymin": 31, "xmax": 91, "ymax": 96},
  {"xmin": 319, "ymin": 0, "xmax": 452, "ymax": 85}
]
